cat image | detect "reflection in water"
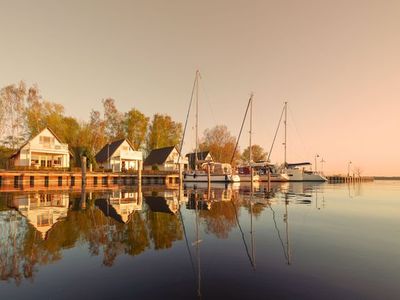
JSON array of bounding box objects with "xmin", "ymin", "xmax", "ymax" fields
[{"xmin": 4, "ymin": 182, "xmax": 395, "ymax": 299}]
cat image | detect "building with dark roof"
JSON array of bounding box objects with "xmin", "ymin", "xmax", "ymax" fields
[
  {"xmin": 143, "ymin": 146, "xmax": 188, "ymax": 171},
  {"xmin": 95, "ymin": 139, "xmax": 142, "ymax": 172},
  {"xmin": 185, "ymin": 151, "xmax": 213, "ymax": 170}
]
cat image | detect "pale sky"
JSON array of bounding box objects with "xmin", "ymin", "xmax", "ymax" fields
[{"xmin": 1, "ymin": 0, "xmax": 399, "ymax": 176}]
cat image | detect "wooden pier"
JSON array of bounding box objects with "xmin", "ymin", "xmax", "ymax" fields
[
  {"xmin": 326, "ymin": 175, "xmax": 374, "ymax": 183},
  {"xmin": 0, "ymin": 170, "xmax": 180, "ymax": 191}
]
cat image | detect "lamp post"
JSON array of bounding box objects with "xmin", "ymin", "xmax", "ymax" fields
[
  {"xmin": 314, "ymin": 154, "xmax": 319, "ymax": 173},
  {"xmin": 347, "ymin": 161, "xmax": 352, "ymax": 177},
  {"xmin": 320, "ymin": 158, "xmax": 326, "ymax": 174}
]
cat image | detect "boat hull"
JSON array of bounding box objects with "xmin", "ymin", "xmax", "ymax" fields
[
  {"xmin": 238, "ymin": 174, "xmax": 260, "ymax": 182},
  {"xmin": 183, "ymin": 173, "xmax": 240, "ymax": 183}
]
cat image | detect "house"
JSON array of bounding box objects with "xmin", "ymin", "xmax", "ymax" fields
[
  {"xmin": 95, "ymin": 139, "xmax": 142, "ymax": 172},
  {"xmin": 10, "ymin": 127, "xmax": 71, "ymax": 168},
  {"xmin": 143, "ymin": 146, "xmax": 188, "ymax": 171},
  {"xmin": 185, "ymin": 151, "xmax": 213, "ymax": 170},
  {"xmin": 11, "ymin": 192, "xmax": 69, "ymax": 239}
]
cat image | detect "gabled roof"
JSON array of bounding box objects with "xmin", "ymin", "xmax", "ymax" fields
[
  {"xmin": 186, "ymin": 151, "xmax": 212, "ymax": 169},
  {"xmin": 145, "ymin": 196, "xmax": 174, "ymax": 214},
  {"xmin": 10, "ymin": 127, "xmax": 71, "ymax": 158},
  {"xmin": 185, "ymin": 151, "xmax": 211, "ymax": 161},
  {"xmin": 144, "ymin": 146, "xmax": 176, "ymax": 166},
  {"xmin": 95, "ymin": 139, "xmax": 135, "ymax": 163}
]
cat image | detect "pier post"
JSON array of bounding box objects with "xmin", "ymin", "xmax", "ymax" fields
[
  {"xmin": 138, "ymin": 160, "xmax": 142, "ymax": 186},
  {"xmin": 179, "ymin": 163, "xmax": 183, "ymax": 186},
  {"xmin": 207, "ymin": 163, "xmax": 211, "ymax": 186},
  {"xmin": 81, "ymin": 156, "xmax": 87, "ymax": 187}
]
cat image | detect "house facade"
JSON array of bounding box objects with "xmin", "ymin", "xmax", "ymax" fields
[
  {"xmin": 185, "ymin": 151, "xmax": 213, "ymax": 170},
  {"xmin": 10, "ymin": 127, "xmax": 70, "ymax": 168},
  {"xmin": 11, "ymin": 192, "xmax": 69, "ymax": 239},
  {"xmin": 143, "ymin": 146, "xmax": 188, "ymax": 171},
  {"xmin": 95, "ymin": 139, "xmax": 143, "ymax": 172}
]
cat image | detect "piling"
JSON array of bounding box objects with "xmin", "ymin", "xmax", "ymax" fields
[{"xmin": 81, "ymin": 156, "xmax": 87, "ymax": 187}]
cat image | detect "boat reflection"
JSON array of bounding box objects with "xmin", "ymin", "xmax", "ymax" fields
[{"xmin": 0, "ymin": 182, "xmax": 326, "ymax": 287}]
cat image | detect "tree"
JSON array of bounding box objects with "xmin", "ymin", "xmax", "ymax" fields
[
  {"xmin": 0, "ymin": 81, "xmax": 27, "ymax": 148},
  {"xmin": 147, "ymin": 114, "xmax": 182, "ymax": 151},
  {"xmin": 241, "ymin": 144, "xmax": 267, "ymax": 163},
  {"xmin": 102, "ymin": 98, "xmax": 124, "ymax": 141},
  {"xmin": 124, "ymin": 108, "xmax": 149, "ymax": 150},
  {"xmin": 199, "ymin": 125, "xmax": 239, "ymax": 165}
]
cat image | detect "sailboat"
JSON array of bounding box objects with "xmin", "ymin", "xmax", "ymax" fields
[
  {"xmin": 280, "ymin": 102, "xmax": 327, "ymax": 182},
  {"xmin": 181, "ymin": 71, "xmax": 240, "ymax": 183},
  {"xmin": 235, "ymin": 94, "xmax": 260, "ymax": 182}
]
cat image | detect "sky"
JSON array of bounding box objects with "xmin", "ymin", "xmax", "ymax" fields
[{"xmin": 0, "ymin": 0, "xmax": 399, "ymax": 176}]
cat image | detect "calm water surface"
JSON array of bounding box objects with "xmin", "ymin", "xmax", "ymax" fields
[{"xmin": 0, "ymin": 181, "xmax": 399, "ymax": 299}]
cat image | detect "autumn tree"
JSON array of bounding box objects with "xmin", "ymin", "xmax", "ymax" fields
[
  {"xmin": 241, "ymin": 144, "xmax": 267, "ymax": 163},
  {"xmin": 199, "ymin": 125, "xmax": 239, "ymax": 165},
  {"xmin": 124, "ymin": 108, "xmax": 149, "ymax": 150},
  {"xmin": 147, "ymin": 114, "xmax": 182, "ymax": 152},
  {"xmin": 0, "ymin": 81, "xmax": 27, "ymax": 148},
  {"xmin": 102, "ymin": 98, "xmax": 125, "ymax": 141}
]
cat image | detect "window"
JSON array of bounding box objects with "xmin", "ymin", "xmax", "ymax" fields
[
  {"xmin": 94, "ymin": 177, "xmax": 98, "ymax": 185},
  {"xmin": 30, "ymin": 176, "xmax": 34, "ymax": 187},
  {"xmin": 58, "ymin": 176, "xmax": 62, "ymax": 186},
  {"xmin": 39, "ymin": 136, "xmax": 54, "ymax": 144},
  {"xmin": 71, "ymin": 176, "xmax": 75, "ymax": 186},
  {"xmin": 44, "ymin": 176, "xmax": 49, "ymax": 187}
]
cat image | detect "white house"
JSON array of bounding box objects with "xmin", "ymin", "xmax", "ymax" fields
[
  {"xmin": 11, "ymin": 192, "xmax": 69, "ymax": 239},
  {"xmin": 143, "ymin": 146, "xmax": 188, "ymax": 171},
  {"xmin": 10, "ymin": 127, "xmax": 71, "ymax": 168},
  {"xmin": 95, "ymin": 139, "xmax": 143, "ymax": 172}
]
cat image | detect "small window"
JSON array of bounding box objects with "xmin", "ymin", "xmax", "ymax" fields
[
  {"xmin": 58, "ymin": 176, "xmax": 62, "ymax": 186},
  {"xmin": 94, "ymin": 177, "xmax": 98, "ymax": 185},
  {"xmin": 30, "ymin": 176, "xmax": 34, "ymax": 187},
  {"xmin": 14, "ymin": 176, "xmax": 19, "ymax": 188},
  {"xmin": 71, "ymin": 176, "xmax": 75, "ymax": 186},
  {"xmin": 44, "ymin": 176, "xmax": 49, "ymax": 187}
]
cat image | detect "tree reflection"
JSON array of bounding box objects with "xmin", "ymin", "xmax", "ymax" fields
[{"xmin": 0, "ymin": 189, "xmax": 189, "ymax": 283}]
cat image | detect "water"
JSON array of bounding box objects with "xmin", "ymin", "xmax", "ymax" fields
[{"xmin": 0, "ymin": 181, "xmax": 399, "ymax": 299}]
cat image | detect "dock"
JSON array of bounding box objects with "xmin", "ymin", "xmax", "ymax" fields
[
  {"xmin": 326, "ymin": 175, "xmax": 374, "ymax": 183},
  {"xmin": 0, "ymin": 170, "xmax": 180, "ymax": 191}
]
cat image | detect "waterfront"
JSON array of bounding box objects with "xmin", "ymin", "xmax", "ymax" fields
[{"xmin": 0, "ymin": 181, "xmax": 399, "ymax": 299}]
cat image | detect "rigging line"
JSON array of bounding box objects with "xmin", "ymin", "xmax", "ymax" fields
[
  {"xmin": 178, "ymin": 71, "xmax": 199, "ymax": 163},
  {"xmin": 199, "ymin": 74, "xmax": 217, "ymax": 127},
  {"xmin": 178, "ymin": 205, "xmax": 197, "ymax": 278},
  {"xmin": 287, "ymin": 106, "xmax": 309, "ymax": 162},
  {"xmin": 267, "ymin": 203, "xmax": 289, "ymax": 262},
  {"xmin": 230, "ymin": 95, "xmax": 252, "ymax": 165},
  {"xmin": 230, "ymin": 199, "xmax": 256, "ymax": 270},
  {"xmin": 267, "ymin": 104, "xmax": 285, "ymax": 163}
]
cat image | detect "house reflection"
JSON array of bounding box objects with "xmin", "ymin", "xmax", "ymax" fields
[
  {"xmin": 144, "ymin": 189, "xmax": 187, "ymax": 214},
  {"xmin": 10, "ymin": 192, "xmax": 69, "ymax": 239}
]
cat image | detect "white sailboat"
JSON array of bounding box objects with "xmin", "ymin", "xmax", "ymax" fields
[
  {"xmin": 280, "ymin": 102, "xmax": 327, "ymax": 182},
  {"xmin": 181, "ymin": 71, "xmax": 240, "ymax": 183},
  {"xmin": 236, "ymin": 94, "xmax": 259, "ymax": 182}
]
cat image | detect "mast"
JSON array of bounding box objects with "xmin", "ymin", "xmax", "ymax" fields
[
  {"xmin": 249, "ymin": 94, "xmax": 253, "ymax": 183},
  {"xmin": 284, "ymin": 101, "xmax": 288, "ymax": 166},
  {"xmin": 284, "ymin": 193, "xmax": 291, "ymax": 265},
  {"xmin": 194, "ymin": 70, "xmax": 200, "ymax": 171}
]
